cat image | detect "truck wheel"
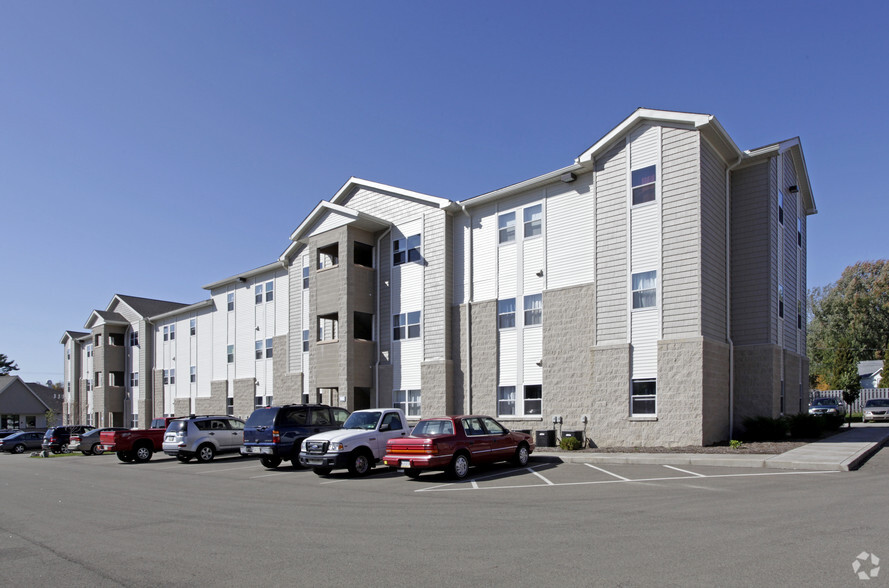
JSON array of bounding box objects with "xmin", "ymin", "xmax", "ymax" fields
[
  {"xmin": 313, "ymin": 467, "xmax": 333, "ymax": 476},
  {"xmin": 117, "ymin": 451, "xmax": 134, "ymax": 463},
  {"xmin": 347, "ymin": 450, "xmax": 372, "ymax": 476},
  {"xmin": 260, "ymin": 456, "xmax": 282, "ymax": 469},
  {"xmin": 196, "ymin": 444, "xmax": 216, "ymax": 463},
  {"xmin": 290, "ymin": 448, "xmax": 304, "ymax": 469},
  {"xmin": 133, "ymin": 444, "xmax": 153, "ymax": 463},
  {"xmin": 447, "ymin": 452, "xmax": 470, "ymax": 480}
]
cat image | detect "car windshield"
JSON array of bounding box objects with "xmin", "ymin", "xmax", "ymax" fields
[
  {"xmin": 343, "ymin": 412, "xmax": 381, "ymax": 430},
  {"xmin": 412, "ymin": 420, "xmax": 454, "ymax": 436},
  {"xmin": 812, "ymin": 398, "xmax": 838, "ymax": 406},
  {"xmin": 865, "ymin": 399, "xmax": 889, "ymax": 407}
]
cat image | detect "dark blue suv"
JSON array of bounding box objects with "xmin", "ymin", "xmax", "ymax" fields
[{"xmin": 241, "ymin": 404, "xmax": 350, "ymax": 469}]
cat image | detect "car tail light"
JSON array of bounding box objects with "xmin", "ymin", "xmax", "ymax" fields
[
  {"xmin": 426, "ymin": 443, "xmax": 438, "ymax": 455},
  {"xmin": 50, "ymin": 436, "xmax": 57, "ymax": 443},
  {"xmin": 272, "ymin": 430, "xmax": 280, "ymax": 444}
]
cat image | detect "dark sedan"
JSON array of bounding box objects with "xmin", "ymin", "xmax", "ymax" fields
[
  {"xmin": 70, "ymin": 427, "xmax": 129, "ymax": 455},
  {"xmin": 383, "ymin": 415, "xmax": 535, "ymax": 479},
  {"xmin": 0, "ymin": 431, "xmax": 44, "ymax": 454}
]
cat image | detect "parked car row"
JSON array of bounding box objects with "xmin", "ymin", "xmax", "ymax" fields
[{"xmin": 4, "ymin": 404, "xmax": 537, "ymax": 481}]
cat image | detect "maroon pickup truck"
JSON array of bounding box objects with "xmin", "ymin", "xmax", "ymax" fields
[{"xmin": 100, "ymin": 417, "xmax": 180, "ymax": 463}]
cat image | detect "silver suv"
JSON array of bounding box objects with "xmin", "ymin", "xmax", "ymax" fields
[{"xmin": 162, "ymin": 415, "xmax": 246, "ymax": 463}]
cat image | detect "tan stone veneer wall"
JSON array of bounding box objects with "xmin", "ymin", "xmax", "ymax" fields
[{"xmin": 197, "ymin": 380, "xmax": 228, "ymax": 415}]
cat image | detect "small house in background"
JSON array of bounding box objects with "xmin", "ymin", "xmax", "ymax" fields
[
  {"xmin": 0, "ymin": 376, "xmax": 60, "ymax": 429},
  {"xmin": 858, "ymin": 360, "xmax": 884, "ymax": 389}
]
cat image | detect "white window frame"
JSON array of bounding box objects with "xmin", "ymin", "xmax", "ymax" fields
[
  {"xmin": 393, "ymin": 389, "xmax": 421, "ymax": 417},
  {"xmin": 190, "ymin": 366, "xmax": 196, "ymax": 384},
  {"xmin": 170, "ymin": 324, "xmax": 175, "ymax": 340},
  {"xmin": 498, "ymin": 212, "xmax": 516, "ymax": 244},
  {"xmin": 265, "ymin": 338, "xmax": 273, "ymax": 358},
  {"xmin": 302, "ymin": 329, "xmax": 309, "ymax": 352},
  {"xmin": 190, "ymin": 319, "xmax": 196, "ymax": 336},
  {"xmin": 631, "ymin": 165, "xmax": 657, "ymax": 206},
  {"xmin": 523, "ymin": 205, "xmax": 542, "ymax": 238},
  {"xmin": 227, "ymin": 293, "xmax": 234, "ymax": 312},
  {"xmin": 265, "ymin": 281, "xmax": 274, "ymax": 302},
  {"xmin": 497, "ymin": 386, "xmax": 516, "ymax": 416},
  {"xmin": 130, "ymin": 372, "xmax": 139, "ymax": 388},
  {"xmin": 129, "ymin": 331, "xmax": 139, "ymax": 347},
  {"xmin": 227, "ymin": 345, "xmax": 234, "ymax": 364},
  {"xmin": 393, "ymin": 311, "xmax": 421, "ymax": 341},
  {"xmin": 255, "ymin": 340, "xmax": 264, "ymax": 360},
  {"xmin": 255, "ymin": 284, "xmax": 263, "ymax": 305},
  {"xmin": 393, "ymin": 234, "xmax": 421, "ymax": 266},
  {"xmin": 524, "ymin": 294, "xmax": 542, "ymax": 326},
  {"xmin": 632, "ymin": 271, "xmax": 657, "ymax": 309},
  {"xmin": 302, "ymin": 266, "xmax": 310, "ymax": 289},
  {"xmin": 498, "ymin": 298, "xmax": 516, "ymax": 329},
  {"xmin": 631, "ymin": 379, "xmax": 656, "ymax": 416}
]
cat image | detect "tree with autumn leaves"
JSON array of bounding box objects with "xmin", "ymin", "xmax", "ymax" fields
[{"xmin": 808, "ymin": 260, "xmax": 889, "ymax": 392}]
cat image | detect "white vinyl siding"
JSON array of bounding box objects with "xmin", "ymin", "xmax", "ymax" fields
[
  {"xmin": 545, "ymin": 172, "xmax": 595, "ymax": 289},
  {"xmin": 700, "ymin": 138, "xmax": 728, "ymax": 341},
  {"xmin": 595, "ymin": 141, "xmax": 628, "ymax": 343},
  {"xmin": 471, "ymin": 203, "xmax": 497, "ymax": 301},
  {"xmin": 631, "ymin": 311, "xmax": 658, "ymax": 379},
  {"xmin": 498, "ymin": 330, "xmax": 518, "ymax": 386}
]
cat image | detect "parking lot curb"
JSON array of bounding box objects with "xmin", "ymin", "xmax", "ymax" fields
[{"xmin": 531, "ymin": 452, "xmax": 775, "ymax": 468}]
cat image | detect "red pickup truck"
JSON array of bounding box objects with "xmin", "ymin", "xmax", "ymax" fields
[{"xmin": 100, "ymin": 417, "xmax": 180, "ymax": 463}]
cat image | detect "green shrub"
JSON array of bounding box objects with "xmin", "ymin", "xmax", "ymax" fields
[
  {"xmin": 560, "ymin": 436, "xmax": 582, "ymax": 450},
  {"xmin": 729, "ymin": 439, "xmax": 743, "ymax": 449},
  {"xmin": 787, "ymin": 414, "xmax": 823, "ymax": 439},
  {"xmin": 740, "ymin": 416, "xmax": 789, "ymax": 442}
]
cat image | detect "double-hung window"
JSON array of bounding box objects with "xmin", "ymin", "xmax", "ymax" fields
[
  {"xmin": 393, "ymin": 311, "xmax": 421, "ymax": 340},
  {"xmin": 266, "ymin": 338, "xmax": 273, "ymax": 358},
  {"xmin": 778, "ymin": 284, "xmax": 785, "ymax": 318},
  {"xmin": 302, "ymin": 329, "xmax": 309, "ymax": 352},
  {"xmin": 778, "ymin": 191, "xmax": 785, "ymax": 225},
  {"xmin": 523, "ymin": 205, "xmax": 542, "ymax": 238},
  {"xmin": 632, "ymin": 271, "xmax": 657, "ymax": 309},
  {"xmin": 163, "ymin": 326, "xmax": 169, "ymax": 341},
  {"xmin": 255, "ymin": 284, "xmax": 263, "ymax": 304},
  {"xmin": 129, "ymin": 331, "xmax": 139, "ymax": 347},
  {"xmin": 255, "ymin": 340, "xmax": 264, "ymax": 360},
  {"xmin": 190, "ymin": 366, "xmax": 196, "ymax": 383},
  {"xmin": 163, "ymin": 370, "xmax": 169, "ymax": 385},
  {"xmin": 265, "ymin": 281, "xmax": 274, "ymax": 302},
  {"xmin": 130, "ymin": 372, "xmax": 139, "ymax": 388},
  {"xmin": 631, "ymin": 380, "xmax": 656, "ymax": 415},
  {"xmin": 498, "ymin": 298, "xmax": 516, "ymax": 329},
  {"xmin": 498, "ymin": 212, "xmax": 516, "ymax": 244},
  {"xmin": 227, "ymin": 345, "xmax": 234, "ymax": 364},
  {"xmin": 393, "ymin": 390, "xmax": 421, "ymax": 417},
  {"xmin": 302, "ymin": 266, "xmax": 309, "ymax": 289},
  {"xmin": 524, "ymin": 294, "xmax": 542, "ymax": 326},
  {"xmin": 632, "ymin": 165, "xmax": 656, "ymax": 205},
  {"xmin": 190, "ymin": 319, "xmax": 196, "ymax": 336},
  {"xmin": 227, "ymin": 293, "xmax": 234, "ymax": 312},
  {"xmin": 393, "ymin": 234, "xmax": 421, "ymax": 266},
  {"xmin": 497, "ymin": 386, "xmax": 516, "ymax": 416},
  {"xmin": 169, "ymin": 369, "xmax": 175, "ymax": 385}
]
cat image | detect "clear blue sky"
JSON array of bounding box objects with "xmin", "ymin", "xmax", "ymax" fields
[{"xmin": 2, "ymin": 1, "xmax": 887, "ymax": 383}]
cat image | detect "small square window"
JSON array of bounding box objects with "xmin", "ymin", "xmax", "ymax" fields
[
  {"xmin": 498, "ymin": 386, "xmax": 516, "ymax": 416},
  {"xmin": 632, "ymin": 271, "xmax": 657, "ymax": 309},
  {"xmin": 524, "ymin": 294, "xmax": 542, "ymax": 326},
  {"xmin": 498, "ymin": 212, "xmax": 516, "ymax": 244},
  {"xmin": 632, "ymin": 165, "xmax": 656, "ymax": 205},
  {"xmin": 498, "ymin": 298, "xmax": 516, "ymax": 329},
  {"xmin": 631, "ymin": 380, "xmax": 656, "ymax": 415},
  {"xmin": 524, "ymin": 205, "xmax": 542, "ymax": 238},
  {"xmin": 523, "ymin": 385, "xmax": 542, "ymax": 415}
]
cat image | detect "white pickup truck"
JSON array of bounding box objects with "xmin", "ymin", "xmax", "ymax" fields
[{"xmin": 298, "ymin": 408, "xmax": 410, "ymax": 476}]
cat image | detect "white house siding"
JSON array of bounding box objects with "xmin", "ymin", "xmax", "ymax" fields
[
  {"xmin": 545, "ymin": 171, "xmax": 595, "ymax": 289},
  {"xmin": 631, "ymin": 310, "xmax": 658, "ymax": 378},
  {"xmin": 423, "ymin": 209, "xmax": 450, "ymax": 361},
  {"xmin": 307, "ymin": 211, "xmax": 352, "ymax": 237},
  {"xmin": 471, "ymin": 202, "xmax": 497, "ymax": 302},
  {"xmin": 630, "ymin": 206, "xmax": 659, "ymax": 273},
  {"xmin": 390, "ymin": 219, "xmax": 424, "ymax": 391},
  {"xmin": 595, "ymin": 141, "xmax": 628, "ymax": 344},
  {"xmin": 129, "ymin": 341, "xmax": 141, "ymax": 417},
  {"xmin": 523, "ymin": 238, "xmax": 544, "ymax": 295},
  {"xmin": 453, "ymin": 214, "xmax": 470, "ymax": 304},
  {"xmin": 287, "ymin": 250, "xmax": 306, "ymax": 375},
  {"xmin": 498, "ymin": 245, "xmax": 517, "ymax": 298},
  {"xmin": 523, "ymin": 328, "xmax": 542, "ymax": 385},
  {"xmin": 700, "ymin": 138, "xmax": 728, "ymax": 342},
  {"xmin": 768, "ymin": 157, "xmax": 779, "ymax": 345},
  {"xmin": 661, "ymin": 127, "xmax": 701, "ymax": 339},
  {"xmin": 498, "ymin": 330, "xmax": 518, "ymax": 386}
]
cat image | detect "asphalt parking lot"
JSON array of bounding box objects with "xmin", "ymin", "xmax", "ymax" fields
[{"xmin": 2, "ymin": 450, "xmax": 888, "ymax": 587}]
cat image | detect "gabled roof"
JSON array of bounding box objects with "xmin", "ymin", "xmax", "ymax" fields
[
  {"xmin": 28, "ymin": 382, "xmax": 63, "ymax": 410},
  {"xmin": 59, "ymin": 330, "xmax": 89, "ymax": 345},
  {"xmin": 202, "ymin": 261, "xmax": 285, "ymax": 291},
  {"xmin": 743, "ymin": 137, "xmax": 816, "ymax": 215},
  {"xmin": 0, "ymin": 376, "xmax": 52, "ymax": 412},
  {"xmin": 330, "ymin": 177, "xmax": 452, "ymax": 209},
  {"xmin": 280, "ymin": 201, "xmax": 391, "ymax": 263},
  {"xmin": 113, "ymin": 294, "xmax": 191, "ymax": 318},
  {"xmin": 858, "ymin": 360, "xmax": 884, "ymax": 378},
  {"xmin": 576, "ymin": 108, "xmax": 742, "ymax": 165},
  {"xmin": 84, "ymin": 310, "xmax": 129, "ymax": 329}
]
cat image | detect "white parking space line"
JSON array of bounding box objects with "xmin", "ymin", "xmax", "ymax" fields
[
  {"xmin": 529, "ymin": 468, "xmax": 555, "ymax": 485},
  {"xmin": 663, "ymin": 465, "xmax": 706, "ymax": 477},
  {"xmin": 418, "ymin": 469, "xmax": 840, "ymax": 492},
  {"xmin": 249, "ymin": 472, "xmax": 292, "ymax": 479},
  {"xmin": 584, "ymin": 464, "xmax": 630, "ymax": 481}
]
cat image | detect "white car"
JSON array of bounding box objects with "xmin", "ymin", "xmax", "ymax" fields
[
  {"xmin": 299, "ymin": 408, "xmax": 409, "ymax": 476},
  {"xmin": 862, "ymin": 399, "xmax": 889, "ymax": 423}
]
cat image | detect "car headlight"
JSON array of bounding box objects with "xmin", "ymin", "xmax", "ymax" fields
[
  {"xmin": 328, "ymin": 442, "xmax": 345, "ymax": 452},
  {"xmin": 300, "ymin": 440, "xmax": 308, "ymax": 451},
  {"xmin": 827, "ymin": 408, "xmax": 836, "ymax": 413}
]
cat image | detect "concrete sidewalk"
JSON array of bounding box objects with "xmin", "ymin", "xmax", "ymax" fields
[{"xmin": 532, "ymin": 423, "xmax": 889, "ymax": 471}]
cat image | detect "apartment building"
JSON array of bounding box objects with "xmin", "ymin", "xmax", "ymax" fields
[{"xmin": 62, "ymin": 109, "xmax": 815, "ymax": 445}]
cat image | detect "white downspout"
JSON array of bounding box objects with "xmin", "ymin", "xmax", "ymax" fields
[
  {"xmin": 726, "ymin": 154, "xmax": 743, "ymax": 439},
  {"xmin": 461, "ymin": 204, "xmax": 474, "ymax": 415},
  {"xmin": 374, "ymin": 228, "xmax": 392, "ymax": 410}
]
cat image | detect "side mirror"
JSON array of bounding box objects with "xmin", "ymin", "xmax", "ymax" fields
[{"xmin": 379, "ymin": 423, "xmax": 391, "ymax": 432}]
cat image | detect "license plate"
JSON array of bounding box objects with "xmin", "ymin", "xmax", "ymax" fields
[
  {"xmin": 400, "ymin": 460, "xmax": 411, "ymax": 468},
  {"xmin": 306, "ymin": 458, "xmax": 323, "ymax": 465}
]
